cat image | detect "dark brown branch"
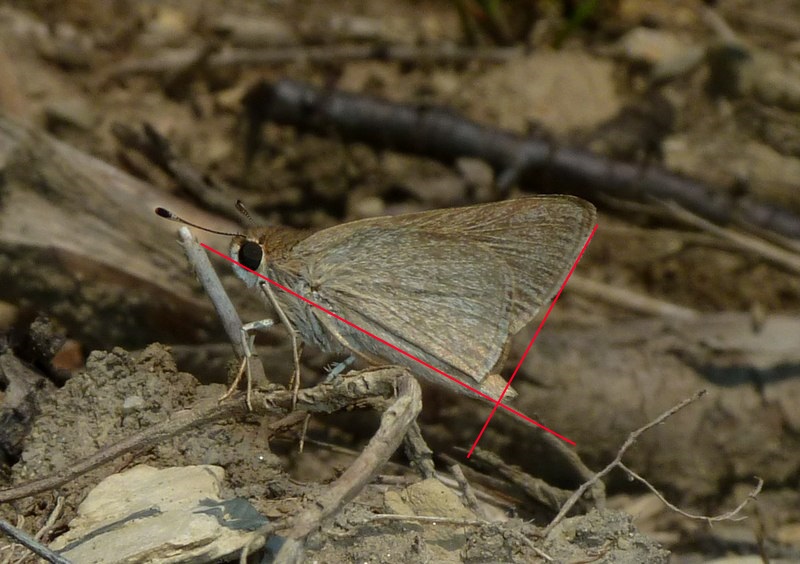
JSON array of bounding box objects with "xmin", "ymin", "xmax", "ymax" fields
[{"xmin": 243, "ymin": 79, "xmax": 800, "ymax": 240}]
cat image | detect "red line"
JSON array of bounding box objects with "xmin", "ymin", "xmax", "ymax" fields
[{"xmin": 466, "ymin": 224, "xmax": 597, "ymax": 457}]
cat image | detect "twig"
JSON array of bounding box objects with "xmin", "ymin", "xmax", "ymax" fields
[
  {"xmin": 177, "ymin": 226, "xmax": 268, "ymax": 390},
  {"xmin": 568, "ymin": 275, "xmax": 699, "ymax": 321},
  {"xmin": 514, "ymin": 531, "xmax": 554, "ymax": 562},
  {"xmin": 495, "ymin": 409, "xmax": 606, "ymax": 507},
  {"xmin": 242, "ymin": 79, "xmax": 800, "ymax": 240},
  {"xmin": 619, "ymin": 463, "xmax": 763, "ymax": 525},
  {"xmin": 0, "ymin": 398, "xmax": 246, "ymax": 503},
  {"xmin": 403, "ymin": 421, "xmax": 436, "ymax": 479},
  {"xmin": 433, "ymin": 464, "xmax": 518, "ymax": 510},
  {"xmin": 661, "ymin": 200, "xmax": 800, "ymax": 275},
  {"xmin": 449, "ymin": 463, "xmax": 488, "ymax": 520},
  {"xmin": 261, "ymin": 369, "xmax": 423, "ymax": 563},
  {"xmin": 466, "ymin": 448, "xmax": 573, "ymax": 512},
  {"xmin": 34, "ymin": 496, "xmax": 64, "ymax": 542},
  {"xmin": 0, "ymin": 519, "xmax": 72, "ymax": 564},
  {"xmin": 178, "ymin": 227, "xmax": 245, "ymax": 358},
  {"xmin": 542, "ymin": 390, "xmax": 707, "ymax": 538},
  {"xmin": 364, "ymin": 513, "xmax": 486, "ymax": 526},
  {"xmin": 113, "ymin": 123, "xmax": 264, "ymax": 224}
]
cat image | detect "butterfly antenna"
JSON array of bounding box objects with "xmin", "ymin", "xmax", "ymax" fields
[
  {"xmin": 155, "ymin": 207, "xmax": 242, "ymax": 237},
  {"xmin": 235, "ymin": 200, "xmax": 258, "ymax": 226}
]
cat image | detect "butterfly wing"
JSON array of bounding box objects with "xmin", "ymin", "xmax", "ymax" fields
[
  {"xmin": 292, "ymin": 226, "xmax": 514, "ymax": 387},
  {"xmin": 376, "ymin": 196, "xmax": 596, "ymax": 333},
  {"xmin": 298, "ymin": 196, "xmax": 594, "ymax": 334}
]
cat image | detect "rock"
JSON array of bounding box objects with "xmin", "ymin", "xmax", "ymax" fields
[
  {"xmin": 383, "ymin": 478, "xmax": 476, "ymax": 563},
  {"xmin": 50, "ymin": 464, "xmax": 269, "ymax": 563}
]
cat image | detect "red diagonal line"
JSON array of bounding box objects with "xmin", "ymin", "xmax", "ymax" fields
[
  {"xmin": 466, "ymin": 224, "xmax": 597, "ymax": 458},
  {"xmin": 201, "ymin": 242, "xmax": 575, "ymax": 444}
]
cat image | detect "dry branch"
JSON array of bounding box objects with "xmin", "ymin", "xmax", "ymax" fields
[
  {"xmin": 242, "ymin": 79, "xmax": 800, "ymax": 240},
  {"xmin": 0, "ymin": 115, "xmax": 238, "ymax": 349}
]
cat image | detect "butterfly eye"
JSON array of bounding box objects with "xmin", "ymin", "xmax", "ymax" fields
[{"xmin": 238, "ymin": 241, "xmax": 263, "ymax": 271}]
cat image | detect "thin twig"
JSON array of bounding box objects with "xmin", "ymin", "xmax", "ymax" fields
[
  {"xmin": 513, "ymin": 530, "xmax": 554, "ymax": 562},
  {"xmin": 259, "ymin": 369, "xmax": 423, "ymax": 562},
  {"xmin": 178, "ymin": 227, "xmax": 244, "ymax": 358},
  {"xmin": 495, "ymin": 409, "xmax": 606, "ymax": 507},
  {"xmin": 543, "ymin": 389, "xmax": 708, "ymax": 538},
  {"xmin": 661, "ymin": 200, "xmax": 800, "ymax": 275},
  {"xmin": 568, "ymin": 275, "xmax": 699, "ymax": 321},
  {"xmin": 619, "ymin": 463, "xmax": 763, "ymax": 524},
  {"xmin": 365, "ymin": 513, "xmax": 486, "ymax": 526},
  {"xmin": 34, "ymin": 496, "xmax": 64, "ymax": 542},
  {"xmin": 0, "ymin": 399, "xmax": 246, "ymax": 503},
  {"xmin": 449, "ymin": 463, "xmax": 488, "ymax": 520},
  {"xmin": 178, "ymin": 227, "xmax": 268, "ymax": 389},
  {"xmin": 466, "ymin": 448, "xmax": 574, "ymax": 512},
  {"xmin": 0, "ymin": 519, "xmax": 72, "ymax": 564},
  {"xmin": 403, "ymin": 421, "xmax": 436, "ymax": 479}
]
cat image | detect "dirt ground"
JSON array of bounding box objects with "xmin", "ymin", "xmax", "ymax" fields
[{"xmin": 1, "ymin": 0, "xmax": 800, "ymax": 562}]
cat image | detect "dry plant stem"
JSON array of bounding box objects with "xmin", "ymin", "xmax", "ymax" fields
[
  {"xmin": 178, "ymin": 227, "xmax": 246, "ymax": 362},
  {"xmin": 403, "ymin": 421, "xmax": 436, "ymax": 479},
  {"xmin": 34, "ymin": 496, "xmax": 64, "ymax": 542},
  {"xmin": 298, "ymin": 412, "xmax": 311, "ymax": 453},
  {"xmin": 449, "ymin": 463, "xmax": 487, "ymax": 519},
  {"xmin": 515, "ymin": 533, "xmax": 554, "ymax": 562},
  {"xmin": 366, "ymin": 514, "xmax": 486, "ymax": 527},
  {"xmin": 179, "ymin": 226, "xmax": 268, "ymax": 405},
  {"xmin": 467, "ymin": 448, "xmax": 573, "ymax": 512},
  {"xmin": 264, "ymin": 370, "xmax": 422, "ymax": 563},
  {"xmin": 568, "ymin": 275, "xmax": 699, "ymax": 321},
  {"xmin": 218, "ymin": 358, "xmax": 248, "ymax": 405},
  {"xmin": 662, "ymin": 200, "xmax": 800, "ymax": 274},
  {"xmin": 0, "ymin": 519, "xmax": 71, "ymax": 564},
  {"xmin": 542, "ymin": 389, "xmax": 708, "ymax": 538},
  {"xmin": 243, "ymin": 79, "xmax": 800, "ymax": 240},
  {"xmin": 619, "ymin": 463, "xmax": 763, "ymax": 524},
  {"xmin": 495, "ymin": 409, "xmax": 605, "ymax": 506}
]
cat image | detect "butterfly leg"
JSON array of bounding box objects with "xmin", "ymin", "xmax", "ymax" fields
[
  {"xmin": 324, "ymin": 355, "xmax": 357, "ymax": 382},
  {"xmin": 219, "ymin": 318, "xmax": 274, "ymax": 409},
  {"xmin": 258, "ymin": 280, "xmax": 304, "ymax": 408}
]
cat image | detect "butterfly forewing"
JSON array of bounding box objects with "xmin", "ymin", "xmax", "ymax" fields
[
  {"xmin": 335, "ymin": 196, "xmax": 596, "ymax": 333},
  {"xmin": 290, "ymin": 226, "xmax": 514, "ymax": 384}
]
